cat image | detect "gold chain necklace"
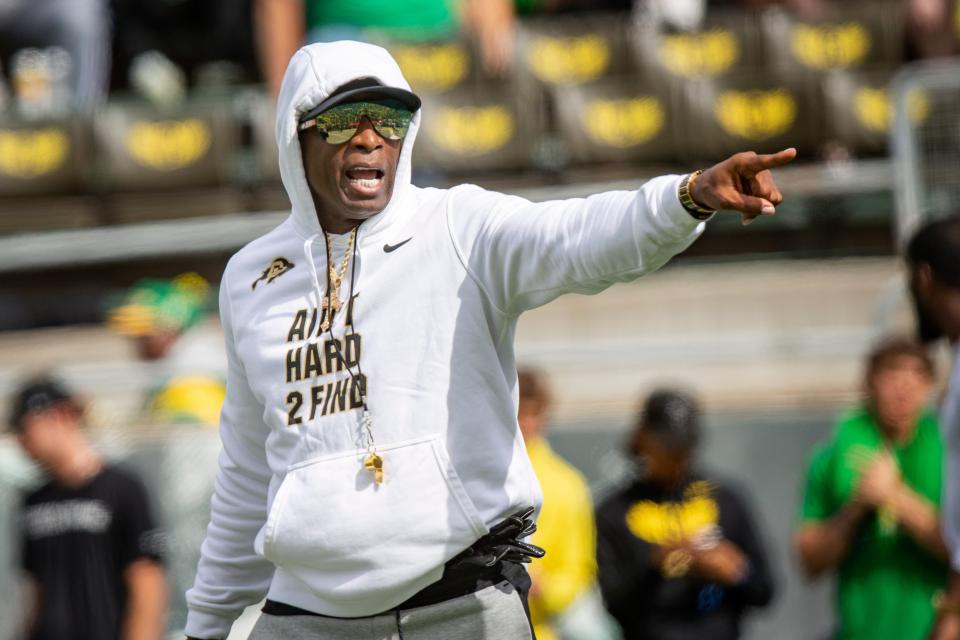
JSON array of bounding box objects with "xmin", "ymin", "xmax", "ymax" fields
[
  {"xmin": 318, "ymin": 228, "xmax": 382, "ymax": 484},
  {"xmin": 320, "ymin": 228, "xmax": 356, "ymax": 332}
]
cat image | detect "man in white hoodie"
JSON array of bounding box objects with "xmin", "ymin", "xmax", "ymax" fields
[{"xmin": 184, "ymin": 40, "xmax": 794, "ymax": 640}]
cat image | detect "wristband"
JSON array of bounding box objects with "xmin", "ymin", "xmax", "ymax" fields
[{"xmin": 678, "ymin": 170, "xmax": 717, "ymax": 221}]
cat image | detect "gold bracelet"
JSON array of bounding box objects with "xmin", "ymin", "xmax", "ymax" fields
[{"xmin": 678, "ymin": 170, "xmax": 716, "ymax": 221}]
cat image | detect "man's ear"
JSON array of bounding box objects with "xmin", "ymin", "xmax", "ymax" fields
[
  {"xmin": 915, "ymin": 262, "xmax": 936, "ymax": 292},
  {"xmin": 910, "ymin": 261, "xmax": 946, "ymax": 343}
]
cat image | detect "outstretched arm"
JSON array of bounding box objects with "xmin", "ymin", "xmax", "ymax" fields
[{"xmin": 448, "ymin": 149, "xmax": 796, "ymax": 315}]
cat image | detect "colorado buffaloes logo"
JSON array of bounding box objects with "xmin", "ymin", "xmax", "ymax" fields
[
  {"xmin": 252, "ymin": 257, "xmax": 295, "ymax": 290},
  {"xmin": 582, "ymin": 97, "xmax": 664, "ymax": 147},
  {"xmin": 658, "ymin": 29, "xmax": 739, "ymax": 78},
  {"xmin": 715, "ymin": 89, "xmax": 796, "ymax": 140},
  {"xmin": 527, "ymin": 34, "xmax": 610, "ymax": 84},
  {"xmin": 0, "ymin": 128, "xmax": 69, "ymax": 178},
  {"xmin": 394, "ymin": 43, "xmax": 469, "ymax": 93},
  {"xmin": 430, "ymin": 106, "xmax": 514, "ymax": 155},
  {"xmin": 125, "ymin": 118, "xmax": 212, "ymax": 171},
  {"xmin": 790, "ymin": 23, "xmax": 870, "ymax": 70},
  {"xmin": 854, "ymin": 87, "xmax": 930, "ymax": 133}
]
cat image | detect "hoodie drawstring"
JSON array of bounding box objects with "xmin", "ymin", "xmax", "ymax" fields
[
  {"xmin": 303, "ymin": 233, "xmax": 325, "ymax": 311},
  {"xmin": 303, "ymin": 229, "xmax": 377, "ymax": 466}
]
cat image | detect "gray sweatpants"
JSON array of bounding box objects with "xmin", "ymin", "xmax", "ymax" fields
[{"xmin": 247, "ymin": 580, "xmax": 533, "ymax": 640}]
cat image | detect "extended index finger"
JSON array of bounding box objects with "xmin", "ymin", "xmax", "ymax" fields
[{"xmin": 743, "ymin": 147, "xmax": 797, "ymax": 175}]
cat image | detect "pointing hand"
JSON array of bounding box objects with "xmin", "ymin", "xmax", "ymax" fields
[{"xmin": 689, "ymin": 148, "xmax": 797, "ymax": 225}]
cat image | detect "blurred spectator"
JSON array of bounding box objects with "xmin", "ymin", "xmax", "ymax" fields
[
  {"xmin": 905, "ymin": 216, "xmax": 960, "ymax": 640},
  {"xmin": 107, "ymin": 273, "xmax": 225, "ymax": 425},
  {"xmin": 905, "ymin": 0, "xmax": 959, "ymax": 59},
  {"xmin": 793, "ymin": 337, "xmax": 947, "ymax": 640},
  {"xmin": 0, "ymin": 0, "xmax": 111, "ymax": 112},
  {"xmin": 595, "ymin": 389, "xmax": 774, "ymax": 640},
  {"xmin": 8, "ymin": 376, "xmax": 167, "ymax": 640},
  {"xmin": 518, "ymin": 367, "xmax": 614, "ymax": 640},
  {"xmin": 254, "ymin": 0, "xmax": 515, "ymax": 95}
]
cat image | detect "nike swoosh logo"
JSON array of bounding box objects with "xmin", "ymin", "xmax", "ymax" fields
[{"xmin": 383, "ymin": 238, "xmax": 412, "ymax": 253}]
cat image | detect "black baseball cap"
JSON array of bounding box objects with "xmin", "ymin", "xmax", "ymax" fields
[
  {"xmin": 298, "ymin": 77, "xmax": 421, "ymax": 124},
  {"xmin": 8, "ymin": 376, "xmax": 74, "ymax": 433},
  {"xmin": 636, "ymin": 389, "xmax": 702, "ymax": 453}
]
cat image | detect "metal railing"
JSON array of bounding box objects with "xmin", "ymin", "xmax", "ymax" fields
[{"xmin": 892, "ymin": 58, "xmax": 960, "ymax": 245}]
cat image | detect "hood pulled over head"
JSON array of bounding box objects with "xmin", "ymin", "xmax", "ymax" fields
[{"xmin": 276, "ymin": 41, "xmax": 421, "ymax": 238}]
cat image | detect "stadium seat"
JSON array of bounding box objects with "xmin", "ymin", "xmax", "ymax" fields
[
  {"xmin": 413, "ymin": 83, "xmax": 543, "ymax": 174},
  {"xmin": 761, "ymin": 1, "xmax": 904, "ymax": 78},
  {"xmin": 821, "ymin": 67, "xmax": 914, "ymax": 156},
  {"xmin": 93, "ymin": 99, "xmax": 238, "ymax": 192},
  {"xmin": 514, "ymin": 13, "xmax": 635, "ymax": 89},
  {"xmin": 383, "ymin": 39, "xmax": 482, "ymax": 96},
  {"xmin": 630, "ymin": 10, "xmax": 763, "ymax": 87},
  {"xmin": 551, "ymin": 75, "xmax": 677, "ymax": 165},
  {"xmin": 675, "ymin": 73, "xmax": 818, "ymax": 162},
  {"xmin": 90, "ymin": 99, "xmax": 247, "ymax": 223},
  {"xmin": 0, "ymin": 116, "xmax": 91, "ymax": 197}
]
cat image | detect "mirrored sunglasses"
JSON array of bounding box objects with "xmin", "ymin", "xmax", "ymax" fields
[{"xmin": 298, "ymin": 99, "xmax": 414, "ymax": 144}]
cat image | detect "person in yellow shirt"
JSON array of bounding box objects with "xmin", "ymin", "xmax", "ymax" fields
[{"xmin": 518, "ymin": 367, "xmax": 606, "ymax": 640}]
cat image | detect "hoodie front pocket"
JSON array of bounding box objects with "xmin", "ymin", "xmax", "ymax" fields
[{"xmin": 261, "ymin": 435, "xmax": 488, "ymax": 611}]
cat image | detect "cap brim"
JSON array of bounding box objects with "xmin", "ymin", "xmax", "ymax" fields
[{"xmin": 299, "ymin": 85, "xmax": 421, "ymax": 124}]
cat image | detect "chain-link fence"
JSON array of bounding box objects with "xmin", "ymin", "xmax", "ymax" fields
[{"xmin": 892, "ymin": 59, "xmax": 960, "ymax": 245}]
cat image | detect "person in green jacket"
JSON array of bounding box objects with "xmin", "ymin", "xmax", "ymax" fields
[
  {"xmin": 254, "ymin": 0, "xmax": 516, "ymax": 96},
  {"xmin": 794, "ymin": 337, "xmax": 949, "ymax": 640}
]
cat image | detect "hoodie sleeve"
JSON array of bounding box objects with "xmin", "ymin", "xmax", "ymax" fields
[
  {"xmin": 184, "ymin": 269, "xmax": 275, "ymax": 639},
  {"xmin": 942, "ymin": 351, "xmax": 960, "ymax": 573},
  {"xmin": 446, "ymin": 175, "xmax": 706, "ymax": 315}
]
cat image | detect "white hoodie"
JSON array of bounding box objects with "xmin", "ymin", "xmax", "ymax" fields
[
  {"xmin": 185, "ymin": 41, "xmax": 707, "ymax": 638},
  {"xmin": 942, "ymin": 347, "xmax": 960, "ymax": 572}
]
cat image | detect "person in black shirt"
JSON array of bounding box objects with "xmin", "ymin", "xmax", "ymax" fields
[
  {"xmin": 595, "ymin": 389, "xmax": 774, "ymax": 640},
  {"xmin": 9, "ymin": 376, "xmax": 168, "ymax": 640}
]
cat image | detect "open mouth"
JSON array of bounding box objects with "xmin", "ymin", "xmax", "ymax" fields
[{"xmin": 345, "ymin": 166, "xmax": 385, "ymax": 190}]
